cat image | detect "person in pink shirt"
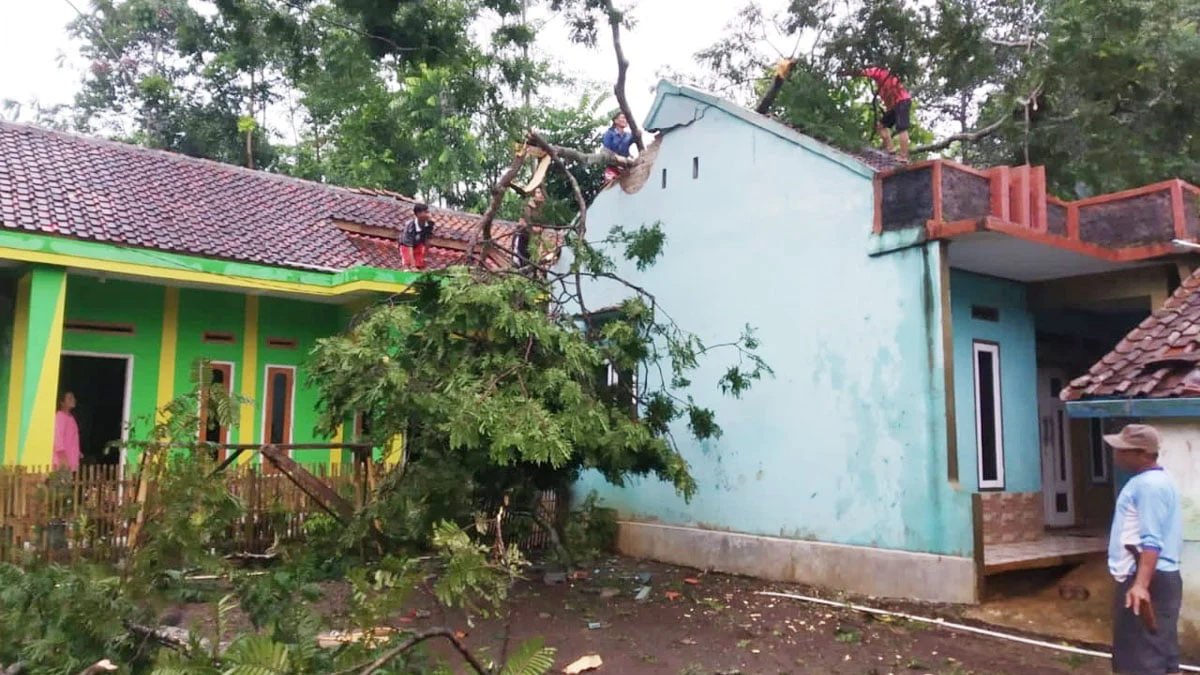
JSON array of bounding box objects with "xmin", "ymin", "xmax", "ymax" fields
[{"xmin": 53, "ymin": 391, "xmax": 81, "ymax": 471}]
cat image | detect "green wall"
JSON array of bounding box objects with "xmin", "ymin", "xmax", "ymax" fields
[
  {"xmin": 256, "ymin": 296, "xmax": 339, "ymax": 465},
  {"xmin": 60, "ymin": 276, "xmax": 165, "ymax": 456},
  {"xmin": 50, "ymin": 275, "xmax": 350, "ymax": 467}
]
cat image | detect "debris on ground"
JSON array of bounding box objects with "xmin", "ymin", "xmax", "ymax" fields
[{"xmin": 562, "ymin": 654, "xmax": 603, "ymax": 674}]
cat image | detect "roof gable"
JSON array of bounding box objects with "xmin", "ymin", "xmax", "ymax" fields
[{"xmin": 643, "ymin": 80, "xmax": 887, "ymax": 179}]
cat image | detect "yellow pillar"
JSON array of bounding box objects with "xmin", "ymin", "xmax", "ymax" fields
[
  {"xmin": 8, "ymin": 267, "xmax": 67, "ymax": 467},
  {"xmin": 237, "ymin": 295, "xmax": 259, "ymax": 461}
]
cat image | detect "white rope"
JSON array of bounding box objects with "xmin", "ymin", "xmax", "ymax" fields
[{"xmin": 756, "ymin": 590, "xmax": 1200, "ymax": 673}]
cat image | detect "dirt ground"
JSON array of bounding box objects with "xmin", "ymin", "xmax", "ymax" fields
[
  {"xmin": 966, "ymin": 559, "xmax": 1114, "ymax": 649},
  {"xmin": 174, "ymin": 556, "xmax": 1117, "ymax": 674}
]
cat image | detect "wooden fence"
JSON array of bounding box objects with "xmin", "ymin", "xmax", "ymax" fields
[
  {"xmin": 0, "ymin": 463, "xmax": 357, "ymax": 564},
  {"xmin": 0, "ymin": 464, "xmax": 559, "ymax": 565}
]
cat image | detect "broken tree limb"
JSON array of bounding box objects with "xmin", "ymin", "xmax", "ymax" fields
[
  {"xmin": 911, "ymin": 114, "xmax": 1007, "ymax": 155},
  {"xmin": 471, "ymin": 152, "xmax": 528, "ymax": 263},
  {"xmin": 358, "ymin": 628, "xmax": 489, "ymax": 675},
  {"xmin": 755, "ymin": 58, "xmax": 797, "ymax": 114},
  {"xmin": 546, "ymin": 144, "xmax": 635, "ymax": 169},
  {"xmin": 527, "ymin": 132, "xmax": 590, "ymax": 238},
  {"xmin": 124, "ymin": 621, "xmax": 204, "ymax": 653},
  {"xmin": 604, "ymin": 0, "xmax": 644, "ymax": 152}
]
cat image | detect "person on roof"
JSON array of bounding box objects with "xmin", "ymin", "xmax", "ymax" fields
[
  {"xmin": 399, "ymin": 203, "xmax": 435, "ymax": 270},
  {"xmin": 840, "ymin": 66, "xmax": 913, "ymax": 163},
  {"xmin": 602, "ymin": 112, "xmax": 635, "ymax": 182}
]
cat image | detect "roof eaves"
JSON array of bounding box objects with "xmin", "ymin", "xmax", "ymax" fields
[
  {"xmin": 1065, "ymin": 396, "xmax": 1200, "ymax": 419},
  {"xmin": 646, "ymin": 79, "xmax": 876, "ymax": 180}
]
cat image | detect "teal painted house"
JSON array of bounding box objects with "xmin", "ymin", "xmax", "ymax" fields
[{"xmin": 576, "ymin": 81, "xmax": 1200, "ymax": 603}]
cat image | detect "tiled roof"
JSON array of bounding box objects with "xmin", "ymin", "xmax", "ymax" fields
[
  {"xmin": 853, "ymin": 147, "xmax": 906, "ymax": 173},
  {"xmin": 0, "ymin": 121, "xmax": 521, "ymax": 272},
  {"xmin": 1062, "ymin": 271, "xmax": 1200, "ymax": 401}
]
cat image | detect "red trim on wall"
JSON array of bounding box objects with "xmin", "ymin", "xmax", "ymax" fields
[
  {"xmin": 931, "ymin": 161, "xmax": 944, "ymax": 224},
  {"xmin": 1071, "ymin": 181, "xmax": 1176, "ymax": 207},
  {"xmin": 927, "ymin": 218, "xmax": 981, "ymax": 239},
  {"xmin": 1031, "ymin": 166, "xmax": 1048, "ymax": 233},
  {"xmin": 1172, "ymin": 181, "xmax": 1188, "ymax": 240},
  {"xmin": 1010, "ymin": 165, "xmax": 1031, "ymax": 228},
  {"xmin": 939, "ymin": 160, "xmax": 993, "ymax": 178},
  {"xmin": 989, "ymin": 167, "xmax": 1010, "ymax": 221}
]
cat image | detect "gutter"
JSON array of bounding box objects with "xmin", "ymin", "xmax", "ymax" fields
[
  {"xmin": 0, "ymin": 229, "xmax": 418, "ymax": 298},
  {"xmin": 1065, "ymin": 397, "xmax": 1200, "ymax": 419}
]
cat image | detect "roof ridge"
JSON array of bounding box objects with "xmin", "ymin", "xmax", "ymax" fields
[{"xmin": 647, "ymin": 80, "xmax": 892, "ymax": 176}]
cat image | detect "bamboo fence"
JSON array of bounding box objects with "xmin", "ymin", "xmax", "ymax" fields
[{"xmin": 0, "ymin": 464, "xmax": 558, "ymax": 564}]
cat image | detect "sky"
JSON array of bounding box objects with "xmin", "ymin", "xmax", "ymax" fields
[{"xmin": 0, "ymin": 0, "xmax": 793, "ymax": 133}]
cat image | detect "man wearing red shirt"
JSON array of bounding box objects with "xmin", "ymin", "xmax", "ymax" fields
[{"xmin": 841, "ymin": 66, "xmax": 913, "ymax": 162}]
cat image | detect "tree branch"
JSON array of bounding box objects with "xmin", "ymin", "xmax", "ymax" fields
[
  {"xmin": 604, "ymin": 0, "xmax": 644, "ymax": 152},
  {"xmin": 986, "ymin": 36, "xmax": 1047, "ymax": 50},
  {"xmin": 911, "ymin": 115, "xmax": 1007, "ymax": 155},
  {"xmin": 471, "ymin": 152, "xmax": 527, "ymax": 263},
  {"xmin": 527, "ymin": 132, "xmax": 589, "ymax": 237},
  {"xmin": 546, "ymin": 143, "xmax": 634, "ymax": 169},
  {"xmin": 359, "ymin": 628, "xmax": 489, "ymax": 675}
]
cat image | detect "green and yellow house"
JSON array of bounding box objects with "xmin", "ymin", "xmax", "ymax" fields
[{"xmin": 0, "ymin": 121, "xmax": 520, "ymax": 469}]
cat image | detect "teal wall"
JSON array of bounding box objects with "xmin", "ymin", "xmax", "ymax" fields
[
  {"xmin": 950, "ymin": 270, "xmax": 1039, "ymax": 493},
  {"xmin": 61, "ymin": 276, "xmax": 166, "ymax": 447},
  {"xmin": 573, "ymin": 99, "xmax": 974, "ymax": 557}
]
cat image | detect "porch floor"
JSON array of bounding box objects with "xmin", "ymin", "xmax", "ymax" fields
[{"xmin": 983, "ymin": 534, "xmax": 1107, "ymax": 576}]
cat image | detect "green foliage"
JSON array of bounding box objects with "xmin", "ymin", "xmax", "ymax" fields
[
  {"xmin": 0, "ymin": 562, "xmax": 149, "ymax": 674},
  {"xmin": 702, "ymin": 0, "xmax": 1200, "ymax": 193},
  {"xmin": 561, "ymin": 491, "xmax": 618, "ymax": 562},
  {"xmin": 498, "ymin": 637, "xmax": 556, "ymax": 675},
  {"xmin": 431, "ymin": 520, "xmax": 523, "ymax": 618}
]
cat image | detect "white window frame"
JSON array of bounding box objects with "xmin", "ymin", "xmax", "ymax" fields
[
  {"xmin": 972, "ymin": 341, "xmax": 1005, "ymax": 489},
  {"xmin": 1089, "ymin": 418, "xmax": 1110, "ymax": 483}
]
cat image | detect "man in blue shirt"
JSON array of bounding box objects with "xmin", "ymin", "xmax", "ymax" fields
[
  {"xmin": 1105, "ymin": 423, "xmax": 1184, "ymax": 675},
  {"xmin": 602, "ymin": 113, "xmax": 634, "ymax": 182}
]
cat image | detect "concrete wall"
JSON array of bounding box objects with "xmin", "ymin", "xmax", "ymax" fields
[
  {"xmin": 1143, "ymin": 419, "xmax": 1200, "ymax": 656},
  {"xmin": 950, "ymin": 270, "xmax": 1039, "ymax": 493},
  {"xmin": 573, "ymin": 93, "xmax": 974, "ymax": 586}
]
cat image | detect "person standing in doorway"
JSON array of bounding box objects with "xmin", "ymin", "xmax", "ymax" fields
[
  {"xmin": 840, "ymin": 66, "xmax": 913, "ymax": 162},
  {"xmin": 602, "ymin": 112, "xmax": 635, "ymax": 182},
  {"xmin": 53, "ymin": 391, "xmax": 81, "ymax": 471},
  {"xmin": 399, "ymin": 203, "xmax": 435, "ymax": 270},
  {"xmin": 1104, "ymin": 424, "xmax": 1184, "ymax": 675}
]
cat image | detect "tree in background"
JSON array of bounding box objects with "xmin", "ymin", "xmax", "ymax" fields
[{"xmin": 694, "ymin": 0, "xmax": 1200, "ymax": 196}]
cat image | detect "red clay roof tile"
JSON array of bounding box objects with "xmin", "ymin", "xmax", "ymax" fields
[
  {"xmin": 0, "ymin": 121, "xmax": 526, "ymax": 273},
  {"xmin": 1063, "ymin": 267, "xmax": 1200, "ymax": 401}
]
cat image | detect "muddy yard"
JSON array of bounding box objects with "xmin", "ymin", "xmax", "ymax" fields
[{"xmin": 177, "ymin": 557, "xmax": 1112, "ymax": 674}]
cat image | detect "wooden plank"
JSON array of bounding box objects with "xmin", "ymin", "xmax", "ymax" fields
[
  {"xmin": 260, "ymin": 446, "xmax": 355, "ymax": 523},
  {"xmin": 984, "ymin": 550, "xmax": 1103, "ymax": 576}
]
